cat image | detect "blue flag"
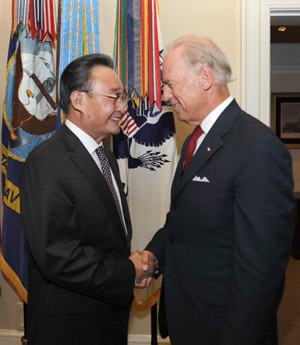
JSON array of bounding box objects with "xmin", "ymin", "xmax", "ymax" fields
[{"xmin": 0, "ymin": 1, "xmax": 57, "ymax": 302}]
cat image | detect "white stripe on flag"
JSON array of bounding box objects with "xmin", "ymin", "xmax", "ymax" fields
[{"xmin": 120, "ymin": 112, "xmax": 140, "ymax": 138}]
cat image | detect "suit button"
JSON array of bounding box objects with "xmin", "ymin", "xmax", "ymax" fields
[{"xmin": 168, "ymin": 237, "xmax": 173, "ymax": 244}]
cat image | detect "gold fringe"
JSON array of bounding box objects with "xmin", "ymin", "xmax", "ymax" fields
[
  {"xmin": 132, "ymin": 288, "xmax": 161, "ymax": 315},
  {"xmin": 0, "ymin": 249, "xmax": 28, "ymax": 302}
]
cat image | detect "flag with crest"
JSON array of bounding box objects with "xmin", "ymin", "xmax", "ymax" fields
[
  {"xmin": 1, "ymin": 0, "xmax": 102, "ymax": 302},
  {"xmin": 0, "ymin": 0, "xmax": 57, "ymax": 302},
  {"xmin": 113, "ymin": 0, "xmax": 177, "ymax": 314}
]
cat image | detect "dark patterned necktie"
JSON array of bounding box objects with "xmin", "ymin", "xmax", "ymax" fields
[
  {"xmin": 96, "ymin": 146, "xmax": 126, "ymax": 232},
  {"xmin": 184, "ymin": 125, "xmax": 204, "ymax": 170}
]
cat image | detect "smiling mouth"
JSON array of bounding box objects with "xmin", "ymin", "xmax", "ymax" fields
[{"xmin": 109, "ymin": 116, "xmax": 120, "ymax": 122}]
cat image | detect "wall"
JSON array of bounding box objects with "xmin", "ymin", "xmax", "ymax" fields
[
  {"xmin": 0, "ymin": 0, "xmax": 241, "ymax": 339},
  {"xmin": 99, "ymin": 0, "xmax": 241, "ymax": 151},
  {"xmin": 271, "ymin": 42, "xmax": 300, "ymax": 191}
]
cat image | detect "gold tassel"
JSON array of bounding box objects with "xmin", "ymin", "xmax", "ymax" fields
[{"xmin": 132, "ymin": 288, "xmax": 161, "ymax": 315}]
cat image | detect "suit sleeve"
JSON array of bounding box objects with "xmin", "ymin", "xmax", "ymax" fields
[
  {"xmin": 145, "ymin": 221, "xmax": 169, "ymax": 274},
  {"xmin": 145, "ymin": 139, "xmax": 189, "ymax": 272},
  {"xmin": 218, "ymin": 135, "xmax": 294, "ymax": 344},
  {"xmin": 20, "ymin": 152, "xmax": 135, "ymax": 306}
]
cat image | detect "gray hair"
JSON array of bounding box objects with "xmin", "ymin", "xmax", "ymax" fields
[{"xmin": 164, "ymin": 35, "xmax": 232, "ymax": 84}]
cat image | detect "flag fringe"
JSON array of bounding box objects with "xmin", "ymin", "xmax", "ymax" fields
[
  {"xmin": 132, "ymin": 287, "xmax": 161, "ymax": 315},
  {"xmin": 0, "ymin": 249, "xmax": 28, "ymax": 302},
  {"xmin": 2, "ymin": 50, "xmax": 18, "ymax": 133}
]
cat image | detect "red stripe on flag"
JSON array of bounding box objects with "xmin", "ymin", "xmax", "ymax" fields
[
  {"xmin": 126, "ymin": 27, "xmax": 128, "ymax": 92},
  {"xmin": 42, "ymin": 0, "xmax": 48, "ymax": 42},
  {"xmin": 23, "ymin": 0, "xmax": 27, "ymax": 29},
  {"xmin": 128, "ymin": 125, "xmax": 138, "ymax": 136},
  {"xmin": 122, "ymin": 120, "xmax": 130, "ymax": 133},
  {"xmin": 153, "ymin": 0, "xmax": 161, "ymax": 109},
  {"xmin": 120, "ymin": 113, "xmax": 130, "ymax": 126},
  {"xmin": 119, "ymin": 111, "xmax": 140, "ymax": 137},
  {"xmin": 29, "ymin": 1, "xmax": 36, "ymax": 39},
  {"xmin": 127, "ymin": 119, "xmax": 136, "ymax": 129},
  {"xmin": 148, "ymin": 0, "xmax": 154, "ymax": 106},
  {"xmin": 128, "ymin": 121, "xmax": 137, "ymax": 130},
  {"xmin": 120, "ymin": 111, "xmax": 130, "ymax": 121},
  {"xmin": 17, "ymin": 0, "xmax": 20, "ymax": 28},
  {"xmin": 49, "ymin": 0, "xmax": 56, "ymax": 43},
  {"xmin": 118, "ymin": 2, "xmax": 122, "ymax": 77},
  {"xmin": 140, "ymin": 0, "xmax": 145, "ymax": 98},
  {"xmin": 12, "ymin": 0, "xmax": 15, "ymax": 35}
]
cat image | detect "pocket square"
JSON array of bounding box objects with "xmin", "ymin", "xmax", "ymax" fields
[{"xmin": 192, "ymin": 176, "xmax": 210, "ymax": 183}]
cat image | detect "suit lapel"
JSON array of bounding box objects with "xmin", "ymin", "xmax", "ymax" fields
[
  {"xmin": 172, "ymin": 99, "xmax": 240, "ymax": 201},
  {"xmin": 106, "ymin": 149, "xmax": 132, "ymax": 243},
  {"xmin": 171, "ymin": 152, "xmax": 185, "ymax": 202},
  {"xmin": 175, "ymin": 128, "xmax": 223, "ymax": 198},
  {"xmin": 62, "ymin": 125, "xmax": 128, "ymax": 240}
]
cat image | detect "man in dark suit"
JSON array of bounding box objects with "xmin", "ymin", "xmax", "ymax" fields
[
  {"xmin": 140, "ymin": 35, "xmax": 295, "ymax": 344},
  {"xmin": 20, "ymin": 54, "xmax": 151, "ymax": 345}
]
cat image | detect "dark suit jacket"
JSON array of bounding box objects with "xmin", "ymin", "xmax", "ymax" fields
[
  {"xmin": 146, "ymin": 100, "xmax": 294, "ymax": 345},
  {"xmin": 20, "ymin": 124, "xmax": 135, "ymax": 345}
]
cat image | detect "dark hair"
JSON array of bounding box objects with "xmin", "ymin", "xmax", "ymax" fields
[{"xmin": 59, "ymin": 54, "xmax": 114, "ymax": 113}]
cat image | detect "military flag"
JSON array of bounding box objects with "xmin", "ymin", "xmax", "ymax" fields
[
  {"xmin": 57, "ymin": 0, "xmax": 101, "ymax": 128},
  {"xmin": 0, "ymin": 0, "xmax": 57, "ymax": 302},
  {"xmin": 113, "ymin": 0, "xmax": 178, "ymax": 317}
]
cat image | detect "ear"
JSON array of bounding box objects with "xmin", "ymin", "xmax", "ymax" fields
[
  {"xmin": 70, "ymin": 91, "xmax": 85, "ymax": 113},
  {"xmin": 199, "ymin": 66, "xmax": 214, "ymax": 91}
]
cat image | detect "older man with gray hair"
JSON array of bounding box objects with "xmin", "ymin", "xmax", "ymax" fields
[{"xmin": 141, "ymin": 35, "xmax": 294, "ymax": 345}]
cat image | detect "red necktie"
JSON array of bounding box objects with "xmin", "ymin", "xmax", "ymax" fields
[{"xmin": 184, "ymin": 126, "xmax": 204, "ymax": 170}]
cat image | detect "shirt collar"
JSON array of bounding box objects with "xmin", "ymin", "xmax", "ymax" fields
[
  {"xmin": 201, "ymin": 96, "xmax": 233, "ymax": 134},
  {"xmin": 65, "ymin": 119, "xmax": 102, "ymax": 154}
]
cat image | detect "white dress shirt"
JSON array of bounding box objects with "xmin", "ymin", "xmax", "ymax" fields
[{"xmin": 195, "ymin": 95, "xmax": 234, "ymax": 152}]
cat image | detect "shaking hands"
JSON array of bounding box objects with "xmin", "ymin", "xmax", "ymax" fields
[{"xmin": 129, "ymin": 250, "xmax": 158, "ymax": 288}]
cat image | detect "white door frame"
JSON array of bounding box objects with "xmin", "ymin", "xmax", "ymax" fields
[{"xmin": 242, "ymin": 0, "xmax": 300, "ymax": 125}]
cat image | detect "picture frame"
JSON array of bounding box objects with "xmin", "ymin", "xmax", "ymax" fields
[{"xmin": 271, "ymin": 93, "xmax": 300, "ymax": 148}]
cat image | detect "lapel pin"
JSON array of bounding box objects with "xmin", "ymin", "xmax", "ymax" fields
[{"xmin": 207, "ymin": 147, "xmax": 211, "ymax": 152}]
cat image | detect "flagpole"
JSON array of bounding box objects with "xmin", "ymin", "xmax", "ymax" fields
[
  {"xmin": 21, "ymin": 303, "xmax": 27, "ymax": 344},
  {"xmin": 151, "ymin": 304, "xmax": 158, "ymax": 345}
]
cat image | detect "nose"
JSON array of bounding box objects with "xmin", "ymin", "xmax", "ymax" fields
[
  {"xmin": 115, "ymin": 101, "xmax": 126, "ymax": 114},
  {"xmin": 163, "ymin": 85, "xmax": 172, "ymax": 102}
]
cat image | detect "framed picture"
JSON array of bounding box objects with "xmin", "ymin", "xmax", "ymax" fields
[{"xmin": 271, "ymin": 93, "xmax": 300, "ymax": 148}]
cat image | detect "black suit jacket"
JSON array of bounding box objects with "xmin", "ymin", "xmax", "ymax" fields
[
  {"xmin": 146, "ymin": 100, "xmax": 294, "ymax": 345},
  {"xmin": 20, "ymin": 125, "xmax": 135, "ymax": 345}
]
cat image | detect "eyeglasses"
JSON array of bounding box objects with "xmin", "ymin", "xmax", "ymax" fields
[{"xmin": 80, "ymin": 90, "xmax": 130, "ymax": 107}]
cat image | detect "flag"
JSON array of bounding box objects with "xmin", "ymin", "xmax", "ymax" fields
[
  {"xmin": 113, "ymin": 0, "xmax": 178, "ymax": 314},
  {"xmin": 57, "ymin": 0, "xmax": 101, "ymax": 128},
  {"xmin": 0, "ymin": 0, "xmax": 57, "ymax": 302}
]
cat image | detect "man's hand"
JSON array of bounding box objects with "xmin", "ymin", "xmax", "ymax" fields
[
  {"xmin": 136, "ymin": 250, "xmax": 158, "ymax": 288},
  {"xmin": 141, "ymin": 250, "xmax": 158, "ymax": 272},
  {"xmin": 129, "ymin": 250, "xmax": 158, "ymax": 288}
]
